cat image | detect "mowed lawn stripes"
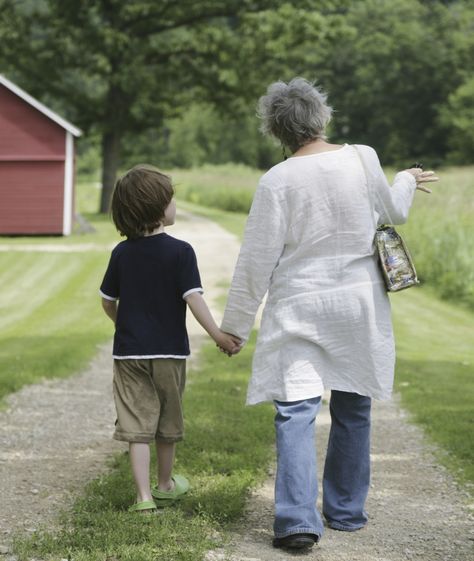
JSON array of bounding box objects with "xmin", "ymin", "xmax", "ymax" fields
[{"xmin": 0, "ymin": 250, "xmax": 111, "ymax": 400}]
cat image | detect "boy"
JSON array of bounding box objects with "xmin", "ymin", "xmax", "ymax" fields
[{"xmin": 100, "ymin": 164, "xmax": 240, "ymax": 512}]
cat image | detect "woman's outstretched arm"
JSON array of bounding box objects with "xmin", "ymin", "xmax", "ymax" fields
[{"xmin": 221, "ymin": 179, "xmax": 287, "ymax": 342}]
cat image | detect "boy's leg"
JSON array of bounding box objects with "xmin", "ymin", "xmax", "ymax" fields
[
  {"xmin": 129, "ymin": 442, "xmax": 154, "ymax": 503},
  {"xmin": 155, "ymin": 440, "xmax": 176, "ymax": 491},
  {"xmin": 322, "ymin": 390, "xmax": 371, "ymax": 531},
  {"xmin": 273, "ymin": 397, "xmax": 324, "ymax": 541},
  {"xmin": 151, "ymin": 358, "xmax": 186, "ymax": 491},
  {"xmin": 112, "ymin": 359, "xmax": 162, "ymax": 507}
]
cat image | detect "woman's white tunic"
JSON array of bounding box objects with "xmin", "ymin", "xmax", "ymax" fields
[{"xmin": 221, "ymin": 144, "xmax": 417, "ymax": 404}]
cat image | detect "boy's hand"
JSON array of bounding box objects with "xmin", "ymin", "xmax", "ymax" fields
[
  {"xmin": 215, "ymin": 331, "xmax": 242, "ymax": 357},
  {"xmin": 184, "ymin": 292, "xmax": 241, "ymax": 355}
]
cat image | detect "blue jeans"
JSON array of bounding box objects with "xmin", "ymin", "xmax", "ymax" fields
[{"xmin": 274, "ymin": 391, "xmax": 371, "ymax": 538}]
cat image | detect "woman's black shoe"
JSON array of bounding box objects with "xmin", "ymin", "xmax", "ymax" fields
[{"xmin": 272, "ymin": 533, "xmax": 317, "ymax": 550}]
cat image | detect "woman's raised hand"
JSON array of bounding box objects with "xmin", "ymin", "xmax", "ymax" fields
[{"xmin": 404, "ymin": 168, "xmax": 439, "ymax": 194}]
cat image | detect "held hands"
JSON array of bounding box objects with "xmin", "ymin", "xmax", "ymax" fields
[
  {"xmin": 404, "ymin": 168, "xmax": 439, "ymax": 194},
  {"xmin": 215, "ymin": 330, "xmax": 242, "ymax": 357}
]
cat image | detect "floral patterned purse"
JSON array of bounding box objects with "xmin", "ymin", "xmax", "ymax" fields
[
  {"xmin": 373, "ymin": 225, "xmax": 419, "ymax": 292},
  {"xmin": 354, "ymin": 146, "xmax": 420, "ymax": 292}
]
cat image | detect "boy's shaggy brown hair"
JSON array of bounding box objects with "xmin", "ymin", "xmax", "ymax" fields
[{"xmin": 111, "ymin": 164, "xmax": 174, "ymax": 239}]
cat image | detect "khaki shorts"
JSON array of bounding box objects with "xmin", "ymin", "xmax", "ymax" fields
[{"xmin": 112, "ymin": 358, "xmax": 186, "ymax": 443}]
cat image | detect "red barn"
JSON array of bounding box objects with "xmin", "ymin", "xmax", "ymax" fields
[{"xmin": 0, "ymin": 75, "xmax": 82, "ymax": 235}]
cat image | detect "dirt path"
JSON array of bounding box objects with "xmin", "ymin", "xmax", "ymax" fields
[
  {"xmin": 1, "ymin": 210, "xmax": 473, "ymax": 561},
  {"xmin": 0, "ymin": 210, "xmax": 240, "ymax": 549}
]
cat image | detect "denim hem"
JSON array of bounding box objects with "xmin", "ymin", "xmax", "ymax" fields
[
  {"xmin": 274, "ymin": 528, "xmax": 322, "ymax": 540},
  {"xmin": 326, "ymin": 521, "xmax": 366, "ymax": 532}
]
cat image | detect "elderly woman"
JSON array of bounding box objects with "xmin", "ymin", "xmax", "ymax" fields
[{"xmin": 221, "ymin": 78, "xmax": 438, "ymax": 550}]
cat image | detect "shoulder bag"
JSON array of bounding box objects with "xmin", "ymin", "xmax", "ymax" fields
[{"xmin": 354, "ymin": 145, "xmax": 420, "ymax": 292}]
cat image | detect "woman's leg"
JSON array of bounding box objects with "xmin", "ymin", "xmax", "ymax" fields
[
  {"xmin": 129, "ymin": 442, "xmax": 154, "ymax": 503},
  {"xmin": 322, "ymin": 390, "xmax": 371, "ymax": 531},
  {"xmin": 273, "ymin": 397, "xmax": 324, "ymax": 540}
]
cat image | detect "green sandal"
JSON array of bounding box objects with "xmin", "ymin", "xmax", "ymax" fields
[
  {"xmin": 152, "ymin": 475, "xmax": 190, "ymax": 507},
  {"xmin": 128, "ymin": 500, "xmax": 157, "ymax": 513}
]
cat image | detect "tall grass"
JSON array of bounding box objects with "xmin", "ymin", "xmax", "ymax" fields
[
  {"xmin": 171, "ymin": 164, "xmax": 474, "ymax": 310},
  {"xmin": 396, "ymin": 166, "xmax": 474, "ymax": 309},
  {"xmin": 171, "ymin": 163, "xmax": 259, "ymax": 213}
]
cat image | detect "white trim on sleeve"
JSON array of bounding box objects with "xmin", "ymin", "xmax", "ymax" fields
[
  {"xmin": 99, "ymin": 289, "xmax": 118, "ymax": 301},
  {"xmin": 182, "ymin": 287, "xmax": 204, "ymax": 300}
]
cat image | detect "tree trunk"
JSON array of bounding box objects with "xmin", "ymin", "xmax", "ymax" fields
[{"xmin": 99, "ymin": 131, "xmax": 121, "ymax": 213}]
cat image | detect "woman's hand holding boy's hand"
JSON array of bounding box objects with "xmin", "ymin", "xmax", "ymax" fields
[{"xmin": 216, "ymin": 331, "xmax": 242, "ymax": 357}]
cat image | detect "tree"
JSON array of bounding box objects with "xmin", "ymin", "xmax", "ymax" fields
[
  {"xmin": 0, "ymin": 0, "xmax": 312, "ymax": 211},
  {"xmin": 439, "ymin": 77, "xmax": 474, "ymax": 163},
  {"xmin": 309, "ymin": 0, "xmax": 474, "ymax": 165},
  {"xmin": 190, "ymin": 0, "xmax": 474, "ymax": 166},
  {"xmin": 120, "ymin": 2, "xmax": 351, "ymax": 170}
]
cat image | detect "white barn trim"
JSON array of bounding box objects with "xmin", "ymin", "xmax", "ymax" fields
[
  {"xmin": 0, "ymin": 74, "xmax": 82, "ymax": 137},
  {"xmin": 63, "ymin": 132, "xmax": 74, "ymax": 235}
]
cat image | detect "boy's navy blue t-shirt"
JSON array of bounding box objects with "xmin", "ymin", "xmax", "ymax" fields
[{"xmin": 100, "ymin": 233, "xmax": 202, "ymax": 358}]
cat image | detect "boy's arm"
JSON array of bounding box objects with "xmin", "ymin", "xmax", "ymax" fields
[
  {"xmin": 185, "ymin": 292, "xmax": 241, "ymax": 354},
  {"xmin": 101, "ymin": 298, "xmax": 117, "ymax": 324}
]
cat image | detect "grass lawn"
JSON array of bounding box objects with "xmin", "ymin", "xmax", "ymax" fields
[
  {"xmin": 392, "ymin": 286, "xmax": 474, "ymax": 487},
  {"xmin": 0, "ymin": 202, "xmax": 122, "ymax": 390},
  {"xmin": 0, "ymin": 213, "xmax": 121, "ymax": 404}
]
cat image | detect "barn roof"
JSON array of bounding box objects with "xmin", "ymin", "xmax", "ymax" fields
[{"xmin": 0, "ymin": 74, "xmax": 82, "ymax": 137}]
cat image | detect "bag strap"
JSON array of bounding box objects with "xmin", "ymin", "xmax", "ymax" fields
[{"xmin": 353, "ymin": 144, "xmax": 379, "ymax": 230}]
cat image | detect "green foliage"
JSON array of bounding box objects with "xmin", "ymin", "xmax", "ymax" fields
[
  {"xmin": 121, "ymin": 104, "xmax": 281, "ymax": 170},
  {"xmin": 13, "ymin": 335, "xmax": 276, "ymax": 560},
  {"xmin": 335, "ymin": 1, "xmax": 472, "ymax": 165},
  {"xmin": 2, "ymin": 0, "xmax": 473, "ymax": 202},
  {"xmin": 0, "ymin": 0, "xmax": 291, "ymax": 133},
  {"xmin": 76, "ymin": 137, "xmax": 102, "ymax": 182},
  {"xmin": 0, "ymin": 0, "xmax": 319, "ymax": 210},
  {"xmin": 439, "ymin": 77, "xmax": 474, "ymax": 163},
  {"xmin": 119, "ymin": 0, "xmax": 474, "ymax": 170}
]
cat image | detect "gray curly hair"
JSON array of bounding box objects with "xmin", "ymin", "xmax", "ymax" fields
[{"xmin": 257, "ymin": 78, "xmax": 333, "ymax": 153}]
